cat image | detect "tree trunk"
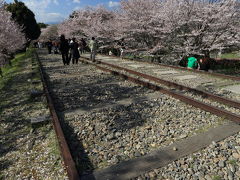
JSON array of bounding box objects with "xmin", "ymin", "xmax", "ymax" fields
[
  {"xmin": 203, "ymin": 50, "xmax": 210, "ymax": 58},
  {"xmin": 0, "ymin": 68, "xmax": 2, "ymax": 77}
]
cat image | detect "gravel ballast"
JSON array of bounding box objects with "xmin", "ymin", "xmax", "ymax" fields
[{"xmin": 38, "ymin": 50, "xmax": 234, "ymax": 177}]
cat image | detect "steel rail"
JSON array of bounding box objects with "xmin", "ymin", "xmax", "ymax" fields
[
  {"xmin": 82, "ymin": 57, "xmax": 240, "ymax": 110},
  {"xmin": 81, "ymin": 58, "xmax": 240, "ymax": 124},
  {"xmin": 154, "ymin": 63, "xmax": 240, "ymax": 81},
  {"xmin": 35, "ymin": 52, "xmax": 80, "ymax": 180},
  {"xmin": 99, "ymin": 60, "xmax": 240, "ymax": 109},
  {"xmin": 99, "ymin": 54, "xmax": 240, "ymax": 81}
]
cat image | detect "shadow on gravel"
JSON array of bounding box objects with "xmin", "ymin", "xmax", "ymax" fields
[
  {"xmin": 50, "ymin": 76, "xmax": 151, "ymax": 131},
  {"xmin": 58, "ymin": 115, "xmax": 95, "ymax": 178},
  {"xmin": 0, "ymin": 68, "xmax": 33, "ymax": 172},
  {"xmin": 109, "ymin": 98, "xmax": 153, "ymax": 131},
  {"xmin": 0, "ymin": 159, "xmax": 12, "ymax": 172},
  {"xmin": 40, "ymin": 49, "xmax": 161, "ymax": 177}
]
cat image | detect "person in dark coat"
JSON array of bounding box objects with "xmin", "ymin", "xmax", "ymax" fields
[
  {"xmin": 69, "ymin": 38, "xmax": 80, "ymax": 64},
  {"xmin": 79, "ymin": 38, "xmax": 87, "ymax": 54},
  {"xmin": 46, "ymin": 40, "xmax": 53, "ymax": 54},
  {"xmin": 59, "ymin": 35, "xmax": 70, "ymax": 65},
  {"xmin": 198, "ymin": 58, "xmax": 210, "ymax": 71}
]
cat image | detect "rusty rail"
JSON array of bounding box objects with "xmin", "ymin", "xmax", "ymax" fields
[
  {"xmin": 157, "ymin": 63, "xmax": 240, "ymax": 81},
  {"xmin": 82, "ymin": 58, "xmax": 240, "ymax": 124},
  {"xmin": 35, "ymin": 52, "xmax": 80, "ymax": 180},
  {"xmin": 94, "ymin": 60, "xmax": 240, "ymax": 110},
  {"xmin": 214, "ymin": 58, "xmax": 240, "ymax": 61},
  {"xmin": 99, "ymin": 54, "xmax": 240, "ymax": 81}
]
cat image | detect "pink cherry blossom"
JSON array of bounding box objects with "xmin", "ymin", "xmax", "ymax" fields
[
  {"xmin": 0, "ymin": 0, "xmax": 26, "ymax": 66},
  {"xmin": 57, "ymin": 0, "xmax": 240, "ymax": 57}
]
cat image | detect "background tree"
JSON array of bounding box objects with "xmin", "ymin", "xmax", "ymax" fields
[
  {"xmin": 39, "ymin": 25, "xmax": 58, "ymax": 42},
  {"xmin": 57, "ymin": 0, "xmax": 240, "ymax": 59},
  {"xmin": 6, "ymin": 0, "xmax": 40, "ymax": 42},
  {"xmin": 0, "ymin": 0, "xmax": 26, "ymax": 67},
  {"xmin": 119, "ymin": 0, "xmax": 166, "ymax": 54},
  {"xmin": 58, "ymin": 6, "xmax": 118, "ymax": 49},
  {"xmin": 38, "ymin": 22, "xmax": 48, "ymax": 29},
  {"xmin": 158, "ymin": 0, "xmax": 240, "ymax": 57}
]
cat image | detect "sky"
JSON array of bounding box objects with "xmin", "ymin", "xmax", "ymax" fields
[{"xmin": 5, "ymin": 0, "xmax": 121, "ymax": 24}]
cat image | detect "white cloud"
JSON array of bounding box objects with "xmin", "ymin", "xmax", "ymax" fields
[
  {"xmin": 23, "ymin": 0, "xmax": 53, "ymax": 10},
  {"xmin": 108, "ymin": 1, "xmax": 119, "ymax": 8},
  {"xmin": 73, "ymin": 0, "xmax": 80, "ymax": 3},
  {"xmin": 22, "ymin": 0, "xmax": 64, "ymax": 23},
  {"xmin": 74, "ymin": 6, "xmax": 82, "ymax": 11},
  {"xmin": 42, "ymin": 12, "xmax": 64, "ymax": 23},
  {"xmin": 53, "ymin": 0, "xmax": 59, "ymax": 5}
]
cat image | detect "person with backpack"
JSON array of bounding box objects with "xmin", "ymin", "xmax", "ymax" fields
[{"xmin": 88, "ymin": 37, "xmax": 98, "ymax": 62}]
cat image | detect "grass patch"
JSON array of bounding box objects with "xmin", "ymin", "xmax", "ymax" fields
[
  {"xmin": 211, "ymin": 51, "xmax": 240, "ymax": 59},
  {"xmin": 227, "ymin": 159, "xmax": 237, "ymax": 165},
  {"xmin": 212, "ymin": 175, "xmax": 222, "ymax": 180},
  {"xmin": 219, "ymin": 52, "xmax": 240, "ymax": 59},
  {"xmin": 48, "ymin": 130, "xmax": 61, "ymax": 156},
  {"xmin": 0, "ymin": 49, "xmax": 34, "ymax": 90},
  {"xmin": 0, "ymin": 48, "xmax": 67, "ymax": 179}
]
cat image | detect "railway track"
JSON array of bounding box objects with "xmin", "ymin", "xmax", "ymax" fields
[
  {"xmin": 96, "ymin": 54, "xmax": 240, "ymax": 81},
  {"xmin": 35, "ymin": 52, "xmax": 80, "ymax": 180},
  {"xmin": 36, "ymin": 49, "xmax": 240, "ymax": 180},
  {"xmin": 82, "ymin": 54, "xmax": 240, "ymax": 101},
  {"xmin": 81, "ymin": 54, "xmax": 240, "ymax": 124}
]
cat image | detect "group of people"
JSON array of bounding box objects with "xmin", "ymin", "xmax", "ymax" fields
[
  {"xmin": 59, "ymin": 35, "xmax": 87, "ymax": 65},
  {"xmin": 45, "ymin": 40, "xmax": 59, "ymax": 54},
  {"xmin": 45, "ymin": 36, "xmax": 210, "ymax": 71},
  {"xmin": 42, "ymin": 35, "xmax": 128, "ymax": 66},
  {"xmin": 45, "ymin": 35, "xmax": 98, "ymax": 65},
  {"xmin": 187, "ymin": 56, "xmax": 210, "ymax": 71}
]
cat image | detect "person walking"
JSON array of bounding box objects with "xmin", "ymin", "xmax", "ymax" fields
[
  {"xmin": 69, "ymin": 39, "xmax": 74, "ymax": 63},
  {"xmin": 118, "ymin": 38, "xmax": 125, "ymax": 60},
  {"xmin": 70, "ymin": 38, "xmax": 80, "ymax": 64},
  {"xmin": 46, "ymin": 39, "xmax": 53, "ymax": 54},
  {"xmin": 52, "ymin": 40, "xmax": 59, "ymax": 54},
  {"xmin": 59, "ymin": 35, "xmax": 70, "ymax": 65},
  {"xmin": 38, "ymin": 41, "xmax": 42, "ymax": 48},
  {"xmin": 79, "ymin": 38, "xmax": 87, "ymax": 54},
  {"xmin": 88, "ymin": 37, "xmax": 97, "ymax": 62}
]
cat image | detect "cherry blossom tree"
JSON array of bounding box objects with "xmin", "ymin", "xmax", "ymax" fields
[
  {"xmin": 0, "ymin": 0, "xmax": 26, "ymax": 67},
  {"xmin": 39, "ymin": 25, "xmax": 58, "ymax": 42},
  {"xmin": 118, "ymin": 0, "xmax": 166, "ymax": 54},
  {"xmin": 57, "ymin": 0, "xmax": 240, "ymax": 58},
  {"xmin": 119, "ymin": 0, "xmax": 240, "ymax": 56},
  {"xmin": 57, "ymin": 18, "xmax": 76, "ymax": 39},
  {"xmin": 58, "ymin": 6, "xmax": 121, "ymax": 50},
  {"xmin": 158, "ymin": 0, "xmax": 240, "ymax": 56}
]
